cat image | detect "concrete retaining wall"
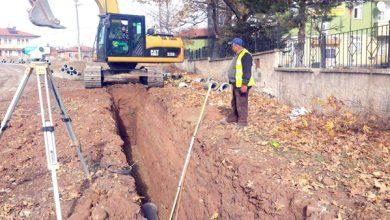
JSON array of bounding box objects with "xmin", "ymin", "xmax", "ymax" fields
[{"xmin": 176, "ymin": 50, "xmax": 390, "ymax": 121}]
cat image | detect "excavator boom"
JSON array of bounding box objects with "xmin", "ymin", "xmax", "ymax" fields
[
  {"xmin": 94, "ymin": 0, "xmax": 120, "ymax": 14},
  {"xmin": 28, "ymin": 0, "xmax": 65, "ymax": 29}
]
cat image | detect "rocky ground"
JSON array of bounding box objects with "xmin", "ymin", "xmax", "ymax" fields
[{"xmin": 0, "ymin": 63, "xmax": 388, "ymax": 219}]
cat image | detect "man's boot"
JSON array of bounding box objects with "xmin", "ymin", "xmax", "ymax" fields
[
  {"xmin": 237, "ymin": 120, "xmax": 248, "ymax": 128},
  {"xmin": 225, "ymin": 113, "xmax": 238, "ymax": 123},
  {"xmin": 221, "ymin": 113, "xmax": 237, "ymax": 124}
]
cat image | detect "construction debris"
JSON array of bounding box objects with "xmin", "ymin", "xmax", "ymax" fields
[
  {"xmin": 178, "ymin": 82, "xmax": 189, "ymax": 89},
  {"xmin": 290, "ymin": 107, "xmax": 309, "ymax": 120}
]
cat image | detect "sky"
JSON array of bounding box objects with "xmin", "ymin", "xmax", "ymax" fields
[{"xmin": 0, "ymin": 0, "xmax": 149, "ymax": 47}]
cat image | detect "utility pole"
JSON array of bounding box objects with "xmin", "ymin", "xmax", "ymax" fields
[{"xmin": 74, "ymin": 0, "xmax": 82, "ymax": 60}]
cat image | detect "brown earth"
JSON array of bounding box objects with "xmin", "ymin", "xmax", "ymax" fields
[
  {"xmin": 0, "ymin": 64, "xmax": 389, "ymax": 219},
  {"xmin": 109, "ymin": 79, "xmax": 389, "ymax": 219},
  {"xmin": 0, "ymin": 65, "xmax": 144, "ymax": 219}
]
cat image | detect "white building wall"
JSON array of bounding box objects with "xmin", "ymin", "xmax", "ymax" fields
[
  {"xmin": 0, "ymin": 37, "xmax": 33, "ymax": 57},
  {"xmin": 377, "ymin": 1, "xmax": 390, "ymax": 26}
]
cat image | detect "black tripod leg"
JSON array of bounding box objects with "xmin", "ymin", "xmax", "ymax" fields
[{"xmin": 47, "ymin": 73, "xmax": 90, "ymax": 178}]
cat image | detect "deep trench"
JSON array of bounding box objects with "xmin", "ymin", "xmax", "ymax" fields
[
  {"xmin": 104, "ymin": 85, "xmax": 284, "ymax": 219},
  {"xmin": 108, "ymin": 89, "xmax": 152, "ymax": 206}
]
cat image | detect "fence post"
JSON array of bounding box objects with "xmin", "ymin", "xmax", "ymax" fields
[
  {"xmin": 320, "ymin": 34, "xmax": 327, "ymax": 68},
  {"xmin": 254, "ymin": 37, "xmax": 257, "ymax": 52},
  {"xmin": 388, "ymin": 20, "xmax": 390, "ymax": 67}
]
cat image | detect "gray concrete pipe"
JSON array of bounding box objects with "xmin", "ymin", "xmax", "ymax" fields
[
  {"xmin": 218, "ymin": 83, "xmax": 231, "ymax": 92},
  {"xmin": 203, "ymin": 81, "xmax": 219, "ymax": 91}
]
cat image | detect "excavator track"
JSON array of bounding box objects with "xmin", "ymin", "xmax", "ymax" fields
[
  {"xmin": 144, "ymin": 75, "xmax": 164, "ymax": 88},
  {"xmin": 84, "ymin": 65, "xmax": 103, "ymax": 88},
  {"xmin": 83, "ymin": 64, "xmax": 164, "ymax": 88}
]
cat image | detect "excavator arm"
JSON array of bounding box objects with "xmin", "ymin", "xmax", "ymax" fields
[
  {"xmin": 94, "ymin": 0, "xmax": 119, "ymax": 14},
  {"xmin": 27, "ymin": 0, "xmax": 120, "ymax": 29}
]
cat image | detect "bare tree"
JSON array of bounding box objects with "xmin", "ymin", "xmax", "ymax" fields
[{"xmin": 136, "ymin": 0, "xmax": 183, "ymax": 34}]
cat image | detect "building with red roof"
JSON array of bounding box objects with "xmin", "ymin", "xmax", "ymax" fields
[
  {"xmin": 0, "ymin": 27, "xmax": 40, "ymax": 57},
  {"xmin": 179, "ymin": 28, "xmax": 213, "ymax": 50},
  {"xmin": 179, "ymin": 28, "xmax": 213, "ymax": 39},
  {"xmin": 56, "ymin": 46, "xmax": 93, "ymax": 60}
]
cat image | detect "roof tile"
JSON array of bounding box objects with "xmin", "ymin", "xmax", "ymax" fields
[{"xmin": 0, "ymin": 27, "xmax": 40, "ymax": 38}]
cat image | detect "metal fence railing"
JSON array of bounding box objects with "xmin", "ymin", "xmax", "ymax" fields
[
  {"xmin": 279, "ymin": 22, "xmax": 390, "ymax": 68},
  {"xmin": 184, "ymin": 36, "xmax": 280, "ymax": 61}
]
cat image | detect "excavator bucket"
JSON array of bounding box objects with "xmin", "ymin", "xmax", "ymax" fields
[{"xmin": 28, "ymin": 0, "xmax": 65, "ymax": 29}]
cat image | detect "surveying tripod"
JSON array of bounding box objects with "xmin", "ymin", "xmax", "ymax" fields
[{"xmin": 0, "ymin": 63, "xmax": 90, "ymax": 220}]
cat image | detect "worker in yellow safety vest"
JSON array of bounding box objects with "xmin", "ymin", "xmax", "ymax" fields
[{"xmin": 225, "ymin": 38, "xmax": 255, "ymax": 127}]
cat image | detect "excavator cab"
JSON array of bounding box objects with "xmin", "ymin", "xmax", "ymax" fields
[
  {"xmin": 95, "ymin": 13, "xmax": 184, "ymax": 69},
  {"xmin": 95, "ymin": 14, "xmax": 145, "ymax": 65}
]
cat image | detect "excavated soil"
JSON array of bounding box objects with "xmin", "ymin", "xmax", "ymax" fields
[
  {"xmin": 1, "ymin": 64, "xmax": 389, "ymax": 219},
  {"xmin": 110, "ymin": 85, "xmax": 316, "ymax": 219},
  {"xmin": 109, "ymin": 82, "xmax": 389, "ymax": 220}
]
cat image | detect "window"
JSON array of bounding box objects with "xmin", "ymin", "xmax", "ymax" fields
[
  {"xmin": 130, "ymin": 19, "xmax": 145, "ymax": 56},
  {"xmin": 353, "ymin": 4, "xmax": 363, "ymax": 20},
  {"xmin": 378, "ymin": 11, "xmax": 384, "ymax": 21},
  {"xmin": 97, "ymin": 22, "xmax": 106, "ymax": 52},
  {"xmin": 326, "ymin": 48, "xmax": 336, "ymax": 59},
  {"xmin": 131, "ymin": 21, "xmax": 142, "ymax": 44},
  {"xmin": 323, "ymin": 22, "xmax": 331, "ymax": 34},
  {"xmin": 108, "ymin": 19, "xmax": 129, "ymax": 55}
]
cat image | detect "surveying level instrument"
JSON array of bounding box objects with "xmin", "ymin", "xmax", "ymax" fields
[{"xmin": 0, "ymin": 63, "xmax": 90, "ymax": 220}]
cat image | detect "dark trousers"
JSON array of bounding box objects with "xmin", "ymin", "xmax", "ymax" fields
[{"xmin": 230, "ymin": 84, "xmax": 249, "ymax": 124}]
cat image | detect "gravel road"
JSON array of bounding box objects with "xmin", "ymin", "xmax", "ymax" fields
[{"xmin": 0, "ymin": 64, "xmax": 26, "ymax": 96}]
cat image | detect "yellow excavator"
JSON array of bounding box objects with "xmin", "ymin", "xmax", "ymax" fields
[{"xmin": 28, "ymin": 0, "xmax": 184, "ymax": 88}]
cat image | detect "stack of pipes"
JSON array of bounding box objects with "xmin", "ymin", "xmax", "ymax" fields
[{"xmin": 61, "ymin": 64, "xmax": 80, "ymax": 76}]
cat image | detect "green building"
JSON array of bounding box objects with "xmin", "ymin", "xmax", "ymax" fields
[
  {"xmin": 284, "ymin": 1, "xmax": 390, "ymax": 68},
  {"xmin": 179, "ymin": 28, "xmax": 211, "ymax": 50}
]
